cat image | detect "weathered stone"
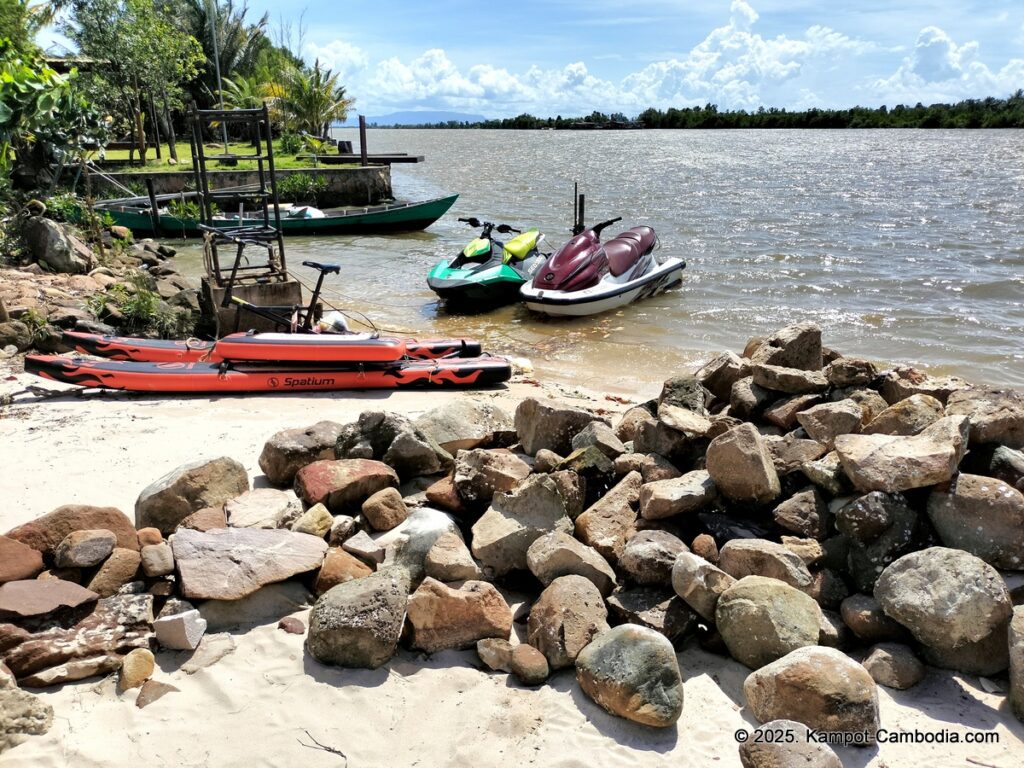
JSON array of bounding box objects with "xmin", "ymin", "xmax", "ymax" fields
[
  {"xmin": 405, "ymin": 578, "xmax": 512, "ymax": 652},
  {"xmin": 927, "ymin": 474, "xmax": 1024, "ymax": 569},
  {"xmin": 315, "ymin": 547, "xmax": 373, "ymax": 595},
  {"xmin": 875, "ymin": 547, "xmax": 1012, "ymax": 650},
  {"xmin": 749, "ymin": 323, "xmax": 823, "ymax": 371},
  {"xmin": 989, "ymin": 446, "xmax": 1024, "ymax": 490},
  {"xmin": 575, "ymin": 471, "xmax": 641, "ymax": 563},
  {"xmin": 659, "ymin": 374, "xmax": 709, "ymax": 414},
  {"xmin": 619, "ymin": 530, "xmax": 688, "ymax": 587},
  {"xmin": 423, "ymin": 475, "xmax": 465, "ymax": 515},
  {"xmin": 863, "ymin": 394, "xmax": 944, "ymax": 436},
  {"xmin": 1011, "ymin": 607, "xmax": 1024, "ymax": 722},
  {"xmin": 718, "ymin": 539, "xmax": 813, "ymax": 592},
  {"xmin": 0, "ymin": 685, "xmax": 53, "ymax": 751},
  {"xmin": 0, "ymin": 537, "xmax": 44, "ymax": 584},
  {"xmin": 342, "ymin": 531, "xmax": 385, "ymax": 565},
  {"xmin": 839, "ymin": 594, "xmax": 909, "ymax": 643},
  {"xmin": 360, "ymin": 487, "xmax": 409, "ymax": 532},
  {"xmin": 135, "ymin": 679, "xmax": 178, "ymax": 709},
  {"xmin": 471, "ymin": 474, "xmax": 573, "ymax": 577},
  {"xmin": 198, "ymin": 582, "xmax": 312, "ymax": 631},
  {"xmin": 52, "ymin": 529, "xmax": 116, "ymax": 569},
  {"xmin": 946, "ymin": 388, "xmax": 1024, "ymax": 448},
  {"xmin": 326, "ymin": 515, "xmax": 357, "ymax": 546},
  {"xmin": 140, "ymin": 542, "xmax": 174, "ymax": 578},
  {"xmin": 920, "ymin": 621, "xmax": 1010, "ymax": 676},
  {"xmin": 86, "ymin": 548, "xmax": 141, "ymax": 598},
  {"xmin": 877, "ymin": 366, "xmax": 971, "ymax": 406},
  {"xmin": 375, "ymin": 507, "xmax": 460, "ymax": 586},
  {"xmin": 118, "ymin": 648, "xmax": 154, "ymax": 692},
  {"xmin": 717, "ymin": 576, "xmax": 822, "ymax": 669},
  {"xmin": 453, "ymin": 449, "xmax": 531, "ymax": 507},
  {"xmin": 691, "ymin": 534, "xmax": 719, "ymax": 563},
  {"xmin": 515, "ymin": 397, "xmax": 605, "ymax": 455},
  {"xmin": 181, "ymin": 633, "xmax": 235, "ymax": 674},
  {"xmin": 606, "ymin": 587, "xmax": 697, "ymax": 642},
  {"xmin": 414, "ymin": 400, "xmax": 513, "ymax": 453},
  {"xmin": 533, "ymin": 449, "xmax": 564, "ymax": 474},
  {"xmin": 135, "ymin": 457, "xmax": 248, "ymax": 534},
  {"xmin": 477, "ymin": 637, "xmax": 514, "ymax": 672},
  {"xmin": 527, "ymin": 575, "xmax": 609, "ymax": 669},
  {"xmin": 672, "ymin": 551, "xmax": 735, "ymax": 622},
  {"xmin": 0, "ymin": 580, "xmax": 98, "ymax": 619},
  {"xmin": 657, "ymin": 403, "xmax": 713, "ymax": 436},
  {"xmin": 153, "ymin": 608, "xmax": 206, "ymax": 650},
  {"xmin": 294, "ymin": 459, "xmax": 399, "ymax": 514},
  {"xmin": 798, "ymin": 451, "xmax": 847, "ymax": 496},
  {"xmin": 5, "ymin": 504, "xmax": 138, "ymax": 555},
  {"xmin": 764, "ymin": 435, "xmax": 826, "ymax": 476},
  {"xmin": 639, "ymin": 453, "xmax": 681, "ymax": 484},
  {"xmin": 290, "ymin": 503, "xmax": 334, "ymax": 538},
  {"xmin": 575, "ymin": 624, "xmax": 684, "ymax": 727},
  {"xmin": 772, "ymin": 487, "xmax": 828, "ymax": 540},
  {"xmin": 22, "ymin": 215, "xmax": 94, "ymax": 274},
  {"xmin": 510, "ymin": 643, "xmax": 549, "ymax": 686},
  {"xmin": 639, "ymin": 470, "xmax": 717, "ymax": 520},
  {"xmin": 730, "ymin": 377, "xmax": 774, "ymax": 420},
  {"xmin": 555, "ymin": 446, "xmax": 616, "ymax": 505},
  {"xmin": 526, "ymin": 531, "xmax": 616, "ymax": 595},
  {"xmin": 862, "ymin": 643, "xmax": 925, "ymax": 690},
  {"xmin": 178, "ymin": 507, "xmax": 227, "ymax": 531},
  {"xmin": 696, "ymin": 351, "xmax": 749, "ymax": 402},
  {"xmin": 225, "ymin": 488, "xmax": 302, "ymax": 529},
  {"xmin": 706, "ymin": 424, "xmax": 781, "ymax": 504},
  {"xmin": 834, "ymin": 491, "xmax": 901, "ymax": 542},
  {"xmin": 825, "ymin": 357, "xmax": 877, "ymax": 389},
  {"xmin": 781, "ymin": 537, "xmax": 823, "ymax": 567},
  {"xmin": 136, "ymin": 528, "xmax": 162, "ymax": 547},
  {"xmin": 258, "ymin": 421, "xmax": 344, "ymax": 486},
  {"xmin": 171, "ymin": 527, "xmax": 327, "ymax": 601},
  {"xmin": 335, "ymin": 411, "xmax": 452, "ymax": 479},
  {"xmin": 834, "ymin": 415, "xmax": 969, "ymax": 493},
  {"xmin": 572, "ymin": 420, "xmax": 626, "ymax": 458},
  {"xmin": 752, "ymin": 364, "xmax": 828, "ymax": 395},
  {"xmin": 633, "ymin": 417, "xmax": 691, "ymax": 463},
  {"xmin": 744, "ymin": 646, "xmax": 879, "ymax": 738},
  {"xmin": 762, "ymin": 394, "xmax": 824, "ymax": 430},
  {"xmin": 307, "ymin": 570, "xmax": 409, "ymax": 669},
  {"xmin": 738, "ymin": 719, "xmax": 843, "ymax": 768},
  {"xmin": 845, "ymin": 497, "xmax": 917, "ymax": 594},
  {"xmin": 423, "ymin": 530, "xmax": 481, "ymax": 582},
  {"xmin": 795, "ymin": 400, "xmax": 863, "ymax": 450},
  {"xmin": 615, "ymin": 405, "xmax": 655, "ymax": 444}
]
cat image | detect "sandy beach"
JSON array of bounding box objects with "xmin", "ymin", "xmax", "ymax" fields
[{"xmin": 2, "ymin": 356, "xmax": 1022, "ymax": 768}]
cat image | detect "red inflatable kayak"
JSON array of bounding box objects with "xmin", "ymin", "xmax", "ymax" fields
[
  {"xmin": 61, "ymin": 331, "xmax": 483, "ymax": 364},
  {"xmin": 25, "ymin": 355, "xmax": 512, "ymax": 393}
]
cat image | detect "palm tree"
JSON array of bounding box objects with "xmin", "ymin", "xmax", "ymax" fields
[{"xmin": 273, "ymin": 60, "xmax": 354, "ymax": 138}]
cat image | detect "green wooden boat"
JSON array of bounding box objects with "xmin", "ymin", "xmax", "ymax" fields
[{"xmin": 88, "ymin": 193, "xmax": 459, "ymax": 238}]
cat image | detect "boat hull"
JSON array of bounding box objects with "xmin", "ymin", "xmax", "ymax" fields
[
  {"xmin": 25, "ymin": 355, "xmax": 512, "ymax": 393},
  {"xmin": 520, "ymin": 259, "xmax": 685, "ymax": 317}
]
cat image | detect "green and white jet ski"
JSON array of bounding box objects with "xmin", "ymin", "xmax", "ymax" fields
[{"xmin": 427, "ymin": 217, "xmax": 548, "ymax": 309}]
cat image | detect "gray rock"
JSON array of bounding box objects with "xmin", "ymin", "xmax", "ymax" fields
[
  {"xmin": 405, "ymin": 578, "xmax": 512, "ymax": 653},
  {"xmin": 763, "ymin": 435, "xmax": 826, "ymax": 476},
  {"xmin": 575, "ymin": 624, "xmax": 684, "ymax": 727},
  {"xmin": 453, "ymin": 449, "xmax": 531, "ymax": 507},
  {"xmin": 927, "ymin": 474, "xmax": 1024, "ymax": 569},
  {"xmin": 335, "ymin": 411, "xmax": 452, "ymax": 479},
  {"xmin": 946, "ymin": 388, "xmax": 1024, "ymax": 448},
  {"xmin": 140, "ymin": 542, "xmax": 174, "ymax": 577},
  {"xmin": 657, "ymin": 403, "xmax": 713, "ymax": 436},
  {"xmin": 425, "ymin": 529, "xmax": 482, "ymax": 582},
  {"xmin": 571, "ymin": 421, "xmax": 626, "ymax": 459},
  {"xmin": 845, "ymin": 497, "xmax": 917, "ymax": 593},
  {"xmin": 527, "ymin": 575, "xmax": 609, "ymax": 669},
  {"xmin": 695, "ymin": 351, "xmax": 749, "ymax": 402},
  {"xmin": 342, "ymin": 530, "xmax": 386, "ymax": 565},
  {"xmin": 514, "ymin": 398, "xmax": 605, "ymax": 456},
  {"xmin": 225, "ymin": 488, "xmax": 302, "ymax": 529},
  {"xmin": 22, "ymin": 216, "xmax": 94, "ymax": 274},
  {"xmin": 730, "ymin": 377, "xmax": 774, "ymax": 420},
  {"xmin": 476, "ymin": 638, "xmax": 514, "ymax": 672},
  {"xmin": 659, "ymin": 374, "xmax": 709, "ymax": 414},
  {"xmin": 307, "ymin": 570, "xmax": 410, "ymax": 669},
  {"xmin": 834, "ymin": 491, "xmax": 902, "ymax": 542},
  {"xmin": 1011, "ymin": 606, "xmax": 1024, "ymax": 722},
  {"xmin": 738, "ymin": 719, "xmax": 842, "ymax": 768},
  {"xmin": 574, "ymin": 471, "xmax": 642, "ymax": 563},
  {"xmin": 744, "ymin": 646, "xmax": 879, "ymax": 739},
  {"xmin": 840, "ymin": 594, "xmax": 910, "ymax": 643},
  {"xmin": 639, "ymin": 470, "xmax": 717, "ymax": 520},
  {"xmin": 799, "ymin": 451, "xmax": 847, "ymax": 496},
  {"xmin": 53, "ymin": 529, "xmax": 116, "ymax": 568},
  {"xmin": 361, "ymin": 487, "xmax": 409, "ymax": 532},
  {"xmin": 153, "ymin": 608, "xmax": 207, "ymax": 650},
  {"xmin": 171, "ymin": 527, "xmax": 327, "ymax": 601},
  {"xmin": 772, "ymin": 487, "xmax": 828, "ymax": 540},
  {"xmin": 920, "ymin": 621, "xmax": 1010, "ymax": 676},
  {"xmin": 526, "ymin": 531, "xmax": 616, "ymax": 595},
  {"xmin": 632, "ymin": 417, "xmax": 690, "ymax": 463},
  {"xmin": 136, "ymin": 457, "xmax": 249, "ymax": 534},
  {"xmin": 671, "ymin": 551, "xmax": 736, "ymax": 622},
  {"xmin": 862, "ymin": 643, "xmax": 925, "ymax": 690},
  {"xmin": 258, "ymin": 421, "xmax": 343, "ymax": 486},
  {"xmin": 762, "ymin": 394, "xmax": 824, "ymax": 431},
  {"xmin": 795, "ymin": 399, "xmax": 863, "ymax": 450},
  {"xmin": 375, "ymin": 507, "xmax": 460, "ymax": 586},
  {"xmin": 748, "ymin": 323, "xmax": 823, "ymax": 371},
  {"xmin": 874, "ymin": 547, "xmax": 1012, "ymax": 650},
  {"xmin": 863, "ymin": 394, "xmax": 944, "ymax": 436},
  {"xmin": 990, "ymin": 446, "xmax": 1024, "ymax": 489},
  {"xmin": 751, "ymin": 364, "xmax": 828, "ymax": 395},
  {"xmin": 706, "ymin": 424, "xmax": 781, "ymax": 504},
  {"xmin": 606, "ymin": 587, "xmax": 697, "ymax": 642},
  {"xmin": 825, "ymin": 357, "xmax": 877, "ymax": 388},
  {"xmin": 618, "ymin": 530, "xmax": 688, "ymax": 586},
  {"xmin": 716, "ymin": 576, "xmax": 822, "ymax": 669},
  {"xmin": 718, "ymin": 539, "xmax": 814, "ymax": 592},
  {"xmin": 414, "ymin": 400, "xmax": 513, "ymax": 453}
]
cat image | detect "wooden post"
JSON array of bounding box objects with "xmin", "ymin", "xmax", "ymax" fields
[
  {"xmin": 145, "ymin": 178, "xmax": 161, "ymax": 237},
  {"xmin": 359, "ymin": 116, "xmax": 368, "ymax": 166}
]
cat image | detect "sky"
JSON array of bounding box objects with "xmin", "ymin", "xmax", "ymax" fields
[{"xmin": 41, "ymin": 0, "xmax": 1024, "ymax": 118}]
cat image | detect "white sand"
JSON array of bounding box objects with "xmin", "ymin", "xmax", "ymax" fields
[{"xmin": 2, "ymin": 360, "xmax": 1023, "ymax": 768}]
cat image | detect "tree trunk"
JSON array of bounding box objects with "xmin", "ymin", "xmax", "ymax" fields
[
  {"xmin": 161, "ymin": 88, "xmax": 178, "ymax": 162},
  {"xmin": 147, "ymin": 91, "xmax": 162, "ymax": 160}
]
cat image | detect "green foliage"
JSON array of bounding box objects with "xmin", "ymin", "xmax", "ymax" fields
[
  {"xmin": 277, "ymin": 173, "xmax": 326, "ymax": 206},
  {"xmin": 43, "ymin": 192, "xmax": 82, "ymax": 222},
  {"xmin": 269, "ymin": 60, "xmax": 354, "ymax": 137},
  {"xmin": 279, "ymin": 132, "xmax": 302, "ymax": 153},
  {"xmin": 167, "ymin": 197, "xmax": 202, "ymax": 220},
  {"xmin": 176, "ymin": 0, "xmax": 268, "ymax": 105}
]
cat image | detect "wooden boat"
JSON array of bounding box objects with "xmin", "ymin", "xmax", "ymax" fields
[{"xmin": 86, "ymin": 193, "xmax": 459, "ymax": 238}]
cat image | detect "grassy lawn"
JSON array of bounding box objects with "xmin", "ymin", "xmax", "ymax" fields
[{"xmin": 102, "ymin": 140, "xmax": 354, "ymax": 171}]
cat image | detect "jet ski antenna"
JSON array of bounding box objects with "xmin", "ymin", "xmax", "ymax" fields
[{"xmin": 572, "ymin": 183, "xmax": 586, "ymax": 236}]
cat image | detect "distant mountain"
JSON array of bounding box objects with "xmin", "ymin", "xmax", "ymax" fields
[{"xmin": 340, "ymin": 111, "xmax": 488, "ymax": 127}]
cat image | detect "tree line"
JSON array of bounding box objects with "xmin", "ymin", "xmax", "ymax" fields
[{"xmin": 389, "ymin": 93, "xmax": 1024, "ymax": 130}]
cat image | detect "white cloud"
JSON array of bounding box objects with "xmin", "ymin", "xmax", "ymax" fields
[{"xmin": 303, "ymin": 40, "xmax": 369, "ymax": 78}]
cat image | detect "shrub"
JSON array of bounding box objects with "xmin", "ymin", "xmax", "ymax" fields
[{"xmin": 277, "ymin": 173, "xmax": 327, "ymax": 206}]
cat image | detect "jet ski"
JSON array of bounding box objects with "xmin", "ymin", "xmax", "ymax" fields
[
  {"xmin": 519, "ymin": 211, "xmax": 685, "ymax": 317},
  {"xmin": 427, "ymin": 217, "xmax": 547, "ymax": 309}
]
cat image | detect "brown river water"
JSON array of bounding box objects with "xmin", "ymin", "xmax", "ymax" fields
[{"xmin": 173, "ymin": 128, "xmax": 1024, "ymax": 394}]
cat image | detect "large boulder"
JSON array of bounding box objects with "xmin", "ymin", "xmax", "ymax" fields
[
  {"xmin": 224, "ymin": 488, "xmax": 302, "ymax": 530},
  {"xmin": 335, "ymin": 411, "xmax": 452, "ymax": 479},
  {"xmin": 414, "ymin": 400, "xmax": 513, "ymax": 453},
  {"xmin": 6, "ymin": 504, "xmax": 138, "ymax": 555},
  {"xmin": 716, "ymin": 576, "xmax": 822, "ymax": 669},
  {"xmin": 671, "ymin": 551, "xmax": 736, "ymax": 622},
  {"xmin": 405, "ymin": 577, "xmax": 512, "ymax": 652},
  {"xmin": 718, "ymin": 539, "xmax": 814, "ymax": 592},
  {"xmin": 575, "ymin": 624, "xmax": 684, "ymax": 727},
  {"xmin": 526, "ymin": 531, "xmax": 616, "ymax": 596},
  {"xmin": 571, "ymin": 421, "xmax": 626, "ymax": 459},
  {"xmin": 696, "ymin": 351, "xmax": 749, "ymax": 402},
  {"xmin": 795, "ymin": 400, "xmax": 863, "ymax": 450},
  {"xmin": 834, "ymin": 415, "xmax": 969, "ymax": 493},
  {"xmin": 844, "ymin": 495, "xmax": 918, "ymax": 593},
  {"xmin": 527, "ymin": 575, "xmax": 609, "ymax": 669},
  {"xmin": 618, "ymin": 530, "xmax": 688, "ymax": 586},
  {"xmin": 825, "ymin": 357, "xmax": 877, "ymax": 388},
  {"xmin": 927, "ymin": 474, "xmax": 1024, "ymax": 569},
  {"xmin": 749, "ymin": 323, "xmax": 822, "ymax": 371},
  {"xmin": 863, "ymin": 394, "xmax": 944, "ymax": 436},
  {"xmin": 171, "ymin": 528, "xmax": 327, "ymax": 600},
  {"xmin": 22, "ymin": 216, "xmax": 94, "ymax": 274},
  {"xmin": 738, "ymin": 720, "xmax": 842, "ymax": 768},
  {"xmin": 751, "ymin": 364, "xmax": 828, "ymax": 395},
  {"xmin": 743, "ymin": 646, "xmax": 879, "ymax": 740},
  {"xmin": 514, "ymin": 397, "xmax": 605, "ymax": 456},
  {"xmin": 0, "ymin": 537, "xmax": 44, "ymax": 584},
  {"xmin": 258, "ymin": 421, "xmax": 344, "ymax": 486},
  {"xmin": 945, "ymin": 388, "xmax": 1024, "ymax": 448},
  {"xmin": 307, "ymin": 570, "xmax": 409, "ymax": 669},
  {"xmin": 574, "ymin": 471, "xmax": 641, "ymax": 563},
  {"xmin": 453, "ymin": 449, "xmax": 531, "ymax": 508},
  {"xmin": 705, "ymin": 424, "xmax": 781, "ymax": 504},
  {"xmin": 639, "ymin": 470, "xmax": 717, "ymax": 520},
  {"xmin": 293, "ymin": 459, "xmax": 399, "ymax": 513},
  {"xmin": 471, "ymin": 474, "xmax": 573, "ymax": 576},
  {"xmin": 877, "ymin": 367, "xmax": 971, "ymax": 406},
  {"xmin": 136, "ymin": 458, "xmax": 249, "ymax": 534},
  {"xmin": 874, "ymin": 547, "xmax": 1012, "ymax": 650}
]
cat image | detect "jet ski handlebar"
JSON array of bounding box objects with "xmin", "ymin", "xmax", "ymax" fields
[
  {"xmin": 591, "ymin": 217, "xmax": 623, "ymax": 237},
  {"xmin": 458, "ymin": 218, "xmax": 521, "ymax": 236}
]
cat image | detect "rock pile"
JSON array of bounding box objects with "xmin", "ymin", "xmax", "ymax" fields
[{"xmin": 3, "ymin": 323, "xmax": 1024, "ymax": 755}]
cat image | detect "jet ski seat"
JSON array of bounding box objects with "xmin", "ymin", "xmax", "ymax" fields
[{"xmin": 605, "ymin": 226, "xmax": 656, "ymax": 277}]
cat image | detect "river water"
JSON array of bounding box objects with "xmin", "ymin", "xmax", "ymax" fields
[{"xmin": 175, "ymin": 129, "xmax": 1024, "ymax": 393}]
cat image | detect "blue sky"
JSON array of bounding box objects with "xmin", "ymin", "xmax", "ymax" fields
[{"xmin": 43, "ymin": 0, "xmax": 1024, "ymax": 118}]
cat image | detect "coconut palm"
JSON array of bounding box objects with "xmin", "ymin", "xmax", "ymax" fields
[{"xmin": 272, "ymin": 60, "xmax": 354, "ymax": 138}]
